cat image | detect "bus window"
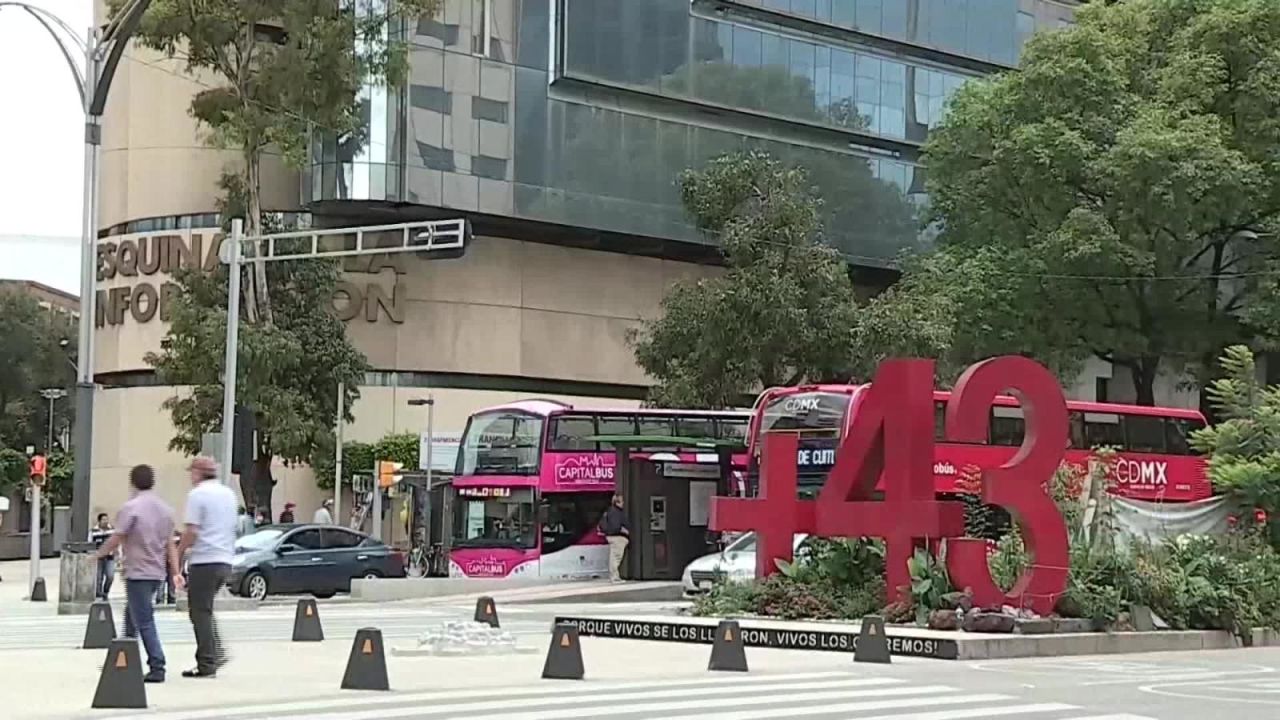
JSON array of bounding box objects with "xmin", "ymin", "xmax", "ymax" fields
[
  {"xmin": 549, "ymin": 415, "xmax": 597, "ymax": 451},
  {"xmin": 1165, "ymin": 417, "xmax": 1205, "ymax": 455},
  {"xmin": 1125, "ymin": 415, "xmax": 1166, "ymax": 453},
  {"xmin": 676, "ymin": 417, "xmax": 716, "ymax": 440},
  {"xmin": 597, "ymin": 415, "xmax": 638, "ymax": 447},
  {"xmin": 459, "ymin": 412, "xmax": 543, "ymax": 475},
  {"xmin": 1069, "ymin": 412, "xmax": 1086, "ymax": 448},
  {"xmin": 1083, "ymin": 412, "xmax": 1124, "ymax": 448},
  {"xmin": 934, "ymin": 401, "xmax": 945, "ymax": 441},
  {"xmin": 990, "ymin": 408, "xmax": 1025, "ymax": 447},
  {"xmin": 452, "ymin": 487, "xmax": 536, "ymax": 549},
  {"xmin": 540, "ymin": 492, "xmax": 611, "ymax": 555},
  {"xmin": 717, "ymin": 418, "xmax": 749, "ymax": 442},
  {"xmin": 638, "ymin": 416, "xmax": 675, "ymax": 438}
]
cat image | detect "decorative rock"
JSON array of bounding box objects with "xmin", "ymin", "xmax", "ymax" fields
[
  {"xmin": 1052, "ymin": 617, "xmax": 1096, "ymax": 634},
  {"xmin": 927, "ymin": 609, "xmax": 959, "ymax": 631},
  {"xmin": 1014, "ymin": 618, "xmax": 1054, "ymax": 634},
  {"xmin": 961, "ymin": 610, "xmax": 1017, "ymax": 633}
]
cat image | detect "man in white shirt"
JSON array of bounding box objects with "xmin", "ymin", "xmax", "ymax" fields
[
  {"xmin": 174, "ymin": 456, "xmax": 238, "ymax": 678},
  {"xmin": 313, "ymin": 498, "xmax": 334, "ymax": 525}
]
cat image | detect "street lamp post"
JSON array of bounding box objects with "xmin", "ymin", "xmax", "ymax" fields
[
  {"xmin": 0, "ymin": 0, "xmax": 155, "ymax": 543},
  {"xmin": 31, "ymin": 388, "xmax": 67, "ymax": 596},
  {"xmin": 408, "ymin": 396, "xmax": 435, "ymax": 572}
]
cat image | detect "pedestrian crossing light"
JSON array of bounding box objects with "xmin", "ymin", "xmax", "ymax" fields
[
  {"xmin": 29, "ymin": 455, "xmax": 47, "ymax": 486},
  {"xmin": 377, "ymin": 460, "xmax": 403, "ymax": 488}
]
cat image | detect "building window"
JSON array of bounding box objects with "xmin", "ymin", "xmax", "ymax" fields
[
  {"xmin": 416, "ymin": 142, "xmax": 455, "ymax": 172},
  {"xmin": 471, "ymin": 155, "xmax": 508, "ymax": 181},
  {"xmin": 472, "ymin": 0, "xmax": 492, "ymax": 57},
  {"xmin": 472, "ymin": 97, "xmax": 509, "ymax": 124},
  {"xmin": 409, "ymin": 85, "xmax": 452, "ymax": 114}
]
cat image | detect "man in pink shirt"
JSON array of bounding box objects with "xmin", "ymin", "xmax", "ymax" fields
[{"xmin": 95, "ymin": 465, "xmax": 178, "ymax": 683}]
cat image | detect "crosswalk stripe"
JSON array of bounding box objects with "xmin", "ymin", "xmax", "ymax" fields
[
  {"xmin": 856, "ymin": 704, "xmax": 1080, "ymax": 720},
  {"xmin": 105, "ymin": 671, "xmax": 858, "ymax": 720},
  {"xmin": 295, "ymin": 683, "xmax": 956, "ymax": 720},
  {"xmin": 1061, "ymin": 716, "xmax": 1159, "ymax": 720},
  {"xmin": 454, "ymin": 687, "xmax": 973, "ymax": 720}
]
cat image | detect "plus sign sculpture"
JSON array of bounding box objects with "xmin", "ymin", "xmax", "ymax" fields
[{"xmin": 710, "ymin": 356, "xmax": 1071, "ymax": 617}]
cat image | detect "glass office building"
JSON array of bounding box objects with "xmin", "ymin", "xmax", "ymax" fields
[{"xmin": 308, "ymin": 0, "xmax": 1077, "ymax": 268}]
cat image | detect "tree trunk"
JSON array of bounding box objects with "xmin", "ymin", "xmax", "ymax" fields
[
  {"xmin": 1129, "ymin": 359, "xmax": 1158, "ymax": 406},
  {"xmin": 243, "ymin": 151, "xmax": 273, "ymax": 326},
  {"xmin": 249, "ymin": 453, "xmax": 275, "ymax": 519}
]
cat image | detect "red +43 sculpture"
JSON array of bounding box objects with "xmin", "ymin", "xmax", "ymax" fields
[{"xmin": 709, "ymin": 356, "xmax": 1070, "ymax": 617}]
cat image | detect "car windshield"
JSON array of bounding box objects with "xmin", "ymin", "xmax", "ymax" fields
[{"xmin": 235, "ymin": 528, "xmax": 284, "ymax": 552}]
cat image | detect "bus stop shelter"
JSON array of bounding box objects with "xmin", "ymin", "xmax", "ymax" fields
[{"xmin": 588, "ymin": 435, "xmax": 746, "ymax": 582}]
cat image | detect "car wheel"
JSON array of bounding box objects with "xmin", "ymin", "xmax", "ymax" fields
[
  {"xmin": 361, "ymin": 570, "xmax": 383, "ymax": 580},
  {"xmin": 313, "ymin": 590, "xmax": 337, "ymax": 599},
  {"xmin": 243, "ymin": 571, "xmax": 268, "ymax": 601}
]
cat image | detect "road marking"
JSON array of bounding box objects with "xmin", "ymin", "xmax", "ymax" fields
[
  {"xmin": 856, "ymin": 706, "xmax": 1080, "ymax": 720},
  {"xmin": 103, "ymin": 671, "xmax": 860, "ymax": 720},
  {"xmin": 1063, "ymin": 715, "xmax": 1161, "ymax": 719}
]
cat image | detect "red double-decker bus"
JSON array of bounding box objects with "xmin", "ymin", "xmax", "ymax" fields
[{"xmin": 747, "ymin": 384, "xmax": 1210, "ymax": 502}]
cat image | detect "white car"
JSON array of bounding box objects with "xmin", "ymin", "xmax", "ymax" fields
[{"xmin": 681, "ymin": 532, "xmax": 810, "ymax": 595}]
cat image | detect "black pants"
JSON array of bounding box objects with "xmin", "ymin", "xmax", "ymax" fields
[{"xmin": 187, "ymin": 563, "xmax": 229, "ymax": 673}]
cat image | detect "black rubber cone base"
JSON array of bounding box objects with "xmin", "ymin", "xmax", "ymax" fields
[
  {"xmin": 341, "ymin": 627, "xmax": 390, "ymax": 691},
  {"xmin": 293, "ymin": 598, "xmax": 324, "ymax": 641},
  {"xmin": 542, "ymin": 623, "xmax": 585, "ymax": 680},
  {"xmin": 83, "ymin": 601, "xmax": 117, "ymax": 649},
  {"xmin": 91, "ymin": 639, "xmax": 147, "ymax": 709},
  {"xmin": 854, "ymin": 615, "xmax": 891, "ymax": 664},
  {"xmin": 708, "ymin": 620, "xmax": 748, "ymax": 672}
]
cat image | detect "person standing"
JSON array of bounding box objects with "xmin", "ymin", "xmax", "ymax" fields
[
  {"xmin": 279, "ymin": 502, "xmax": 296, "ymax": 524},
  {"xmin": 312, "ymin": 498, "xmax": 334, "ymax": 525},
  {"xmin": 235, "ymin": 506, "xmax": 255, "ymax": 537},
  {"xmin": 599, "ymin": 493, "xmax": 630, "ymax": 582},
  {"xmin": 94, "ymin": 465, "xmax": 176, "ymax": 683},
  {"xmin": 175, "ymin": 456, "xmax": 237, "ymax": 678},
  {"xmin": 91, "ymin": 513, "xmax": 116, "ymax": 599}
]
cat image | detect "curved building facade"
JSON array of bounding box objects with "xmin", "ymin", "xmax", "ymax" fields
[{"xmin": 91, "ymin": 0, "xmax": 1087, "ymax": 521}]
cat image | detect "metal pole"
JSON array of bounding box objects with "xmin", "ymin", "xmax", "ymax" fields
[
  {"xmin": 47, "ymin": 396, "xmax": 56, "ymax": 455},
  {"xmin": 219, "ymin": 219, "xmax": 243, "ymax": 485},
  {"xmin": 29, "ymin": 482, "xmax": 41, "ymax": 598},
  {"xmin": 334, "ymin": 382, "xmax": 344, "ymax": 523},
  {"xmin": 371, "ymin": 480, "xmax": 382, "ymax": 542},
  {"xmin": 70, "ymin": 29, "xmax": 101, "ymax": 543},
  {"xmin": 425, "ymin": 395, "xmax": 434, "ymax": 492}
]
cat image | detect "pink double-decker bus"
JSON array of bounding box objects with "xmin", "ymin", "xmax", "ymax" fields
[
  {"xmin": 748, "ymin": 384, "xmax": 1211, "ymax": 502},
  {"xmin": 448, "ymin": 399, "xmax": 750, "ymax": 579}
]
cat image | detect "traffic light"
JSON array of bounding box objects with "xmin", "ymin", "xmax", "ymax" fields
[
  {"xmin": 29, "ymin": 455, "xmax": 47, "ymax": 486},
  {"xmin": 377, "ymin": 460, "xmax": 403, "ymax": 488}
]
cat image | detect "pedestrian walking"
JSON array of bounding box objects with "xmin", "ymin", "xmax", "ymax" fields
[
  {"xmin": 174, "ymin": 456, "xmax": 237, "ymax": 678},
  {"xmin": 94, "ymin": 465, "xmax": 176, "ymax": 683},
  {"xmin": 599, "ymin": 493, "xmax": 630, "ymax": 582},
  {"xmin": 279, "ymin": 502, "xmax": 296, "ymax": 524},
  {"xmin": 313, "ymin": 498, "xmax": 334, "ymax": 525},
  {"xmin": 90, "ymin": 513, "xmax": 116, "ymax": 599}
]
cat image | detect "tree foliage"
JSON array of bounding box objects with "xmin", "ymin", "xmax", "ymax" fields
[
  {"xmin": 629, "ymin": 151, "xmax": 860, "ymax": 408},
  {"xmin": 145, "ymin": 259, "xmax": 367, "ymax": 509},
  {"xmin": 311, "ymin": 432, "xmax": 420, "ymax": 491},
  {"xmin": 0, "ymin": 289, "xmax": 76, "ymax": 460},
  {"xmin": 1191, "ymin": 345, "xmax": 1280, "ymax": 542},
  {"xmin": 113, "ymin": 0, "xmax": 439, "ymax": 324},
  {"xmin": 881, "ymin": 0, "xmax": 1280, "ymax": 404}
]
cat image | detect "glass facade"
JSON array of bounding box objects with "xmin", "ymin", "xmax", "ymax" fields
[{"xmin": 307, "ymin": 0, "xmax": 1076, "ymax": 267}]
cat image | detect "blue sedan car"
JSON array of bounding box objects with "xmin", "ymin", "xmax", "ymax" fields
[{"xmin": 228, "ymin": 524, "xmax": 406, "ymax": 601}]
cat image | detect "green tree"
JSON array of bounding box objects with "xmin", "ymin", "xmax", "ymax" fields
[
  {"xmin": 113, "ymin": 0, "xmax": 438, "ymax": 326},
  {"xmin": 0, "ymin": 289, "xmax": 76, "ymax": 456},
  {"xmin": 145, "ymin": 259, "xmax": 367, "ymax": 510},
  {"xmin": 892, "ymin": 0, "xmax": 1280, "ymax": 404},
  {"xmin": 1191, "ymin": 345, "xmax": 1280, "ymax": 543},
  {"xmin": 629, "ymin": 150, "xmax": 860, "ymax": 408},
  {"xmin": 311, "ymin": 433, "xmax": 419, "ymax": 491}
]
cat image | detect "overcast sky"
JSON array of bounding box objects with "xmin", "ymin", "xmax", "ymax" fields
[{"xmin": 0, "ymin": 0, "xmax": 92, "ymax": 294}]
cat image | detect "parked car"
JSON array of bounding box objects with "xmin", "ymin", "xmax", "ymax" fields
[
  {"xmin": 681, "ymin": 532, "xmax": 810, "ymax": 596},
  {"xmin": 228, "ymin": 524, "xmax": 405, "ymax": 601}
]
